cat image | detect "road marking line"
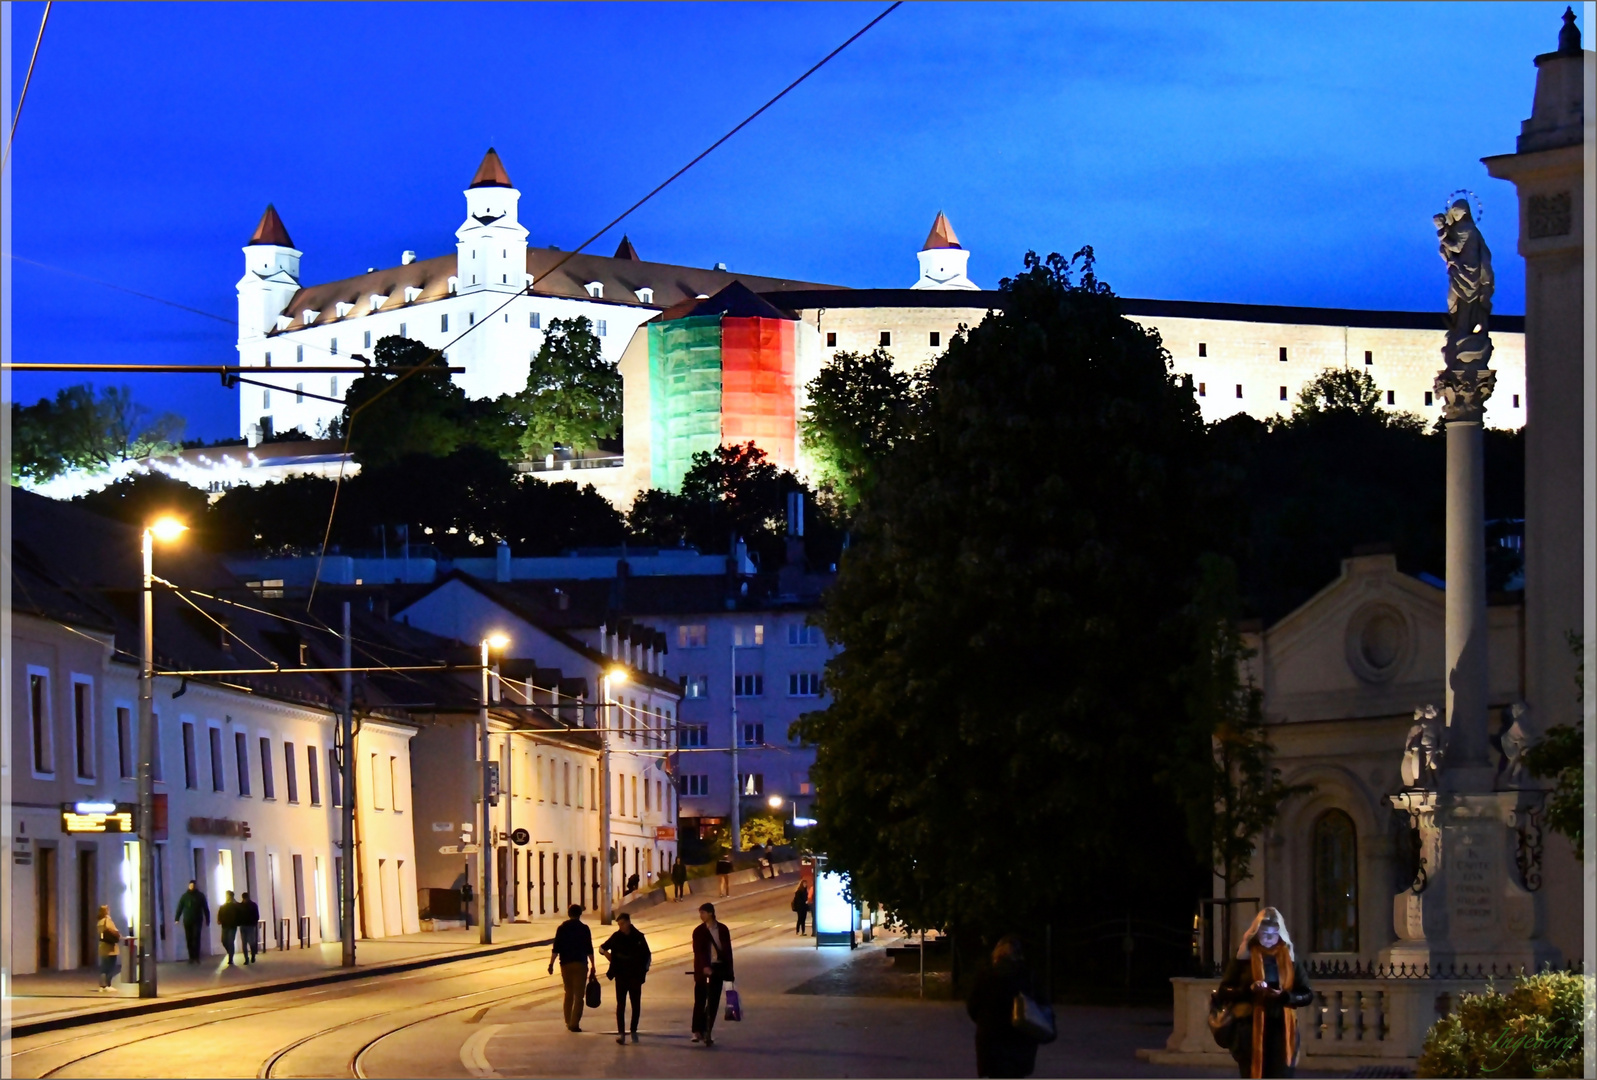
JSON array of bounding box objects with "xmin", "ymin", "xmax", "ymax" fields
[{"xmin": 461, "ymin": 1023, "xmax": 504, "ymax": 1078}]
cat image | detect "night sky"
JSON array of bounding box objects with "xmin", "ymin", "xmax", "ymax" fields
[{"xmin": 6, "ymin": 2, "xmax": 1575, "ymax": 442}]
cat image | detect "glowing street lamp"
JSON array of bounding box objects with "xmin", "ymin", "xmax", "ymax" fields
[
  {"xmin": 138, "ymin": 516, "xmax": 186, "ymax": 998},
  {"xmin": 767, "ymin": 795, "xmax": 784, "ymax": 810}
]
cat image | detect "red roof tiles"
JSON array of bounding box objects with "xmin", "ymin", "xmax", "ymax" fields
[
  {"xmin": 922, "ymin": 211, "xmax": 961, "ymax": 250},
  {"xmin": 469, "ymin": 147, "xmax": 514, "ymax": 189},
  {"xmin": 248, "ymin": 203, "xmax": 295, "ymax": 248}
]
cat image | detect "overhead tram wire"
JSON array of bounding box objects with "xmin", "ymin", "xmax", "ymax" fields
[
  {"xmin": 304, "ymin": 0, "xmax": 901, "ymax": 608},
  {"xmin": 3, "ymin": 0, "xmax": 52, "ymax": 175}
]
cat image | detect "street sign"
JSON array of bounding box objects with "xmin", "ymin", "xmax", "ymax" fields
[
  {"xmin": 439, "ymin": 844, "xmax": 481, "ymax": 855},
  {"xmin": 487, "ymin": 762, "xmax": 501, "ymax": 806},
  {"xmin": 511, "ymin": 828, "xmax": 530, "ymax": 846}
]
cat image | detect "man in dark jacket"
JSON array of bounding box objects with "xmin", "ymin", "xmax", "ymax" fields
[
  {"xmin": 670, "ymin": 859, "xmax": 688, "ymax": 901},
  {"xmin": 966, "ymin": 936, "xmax": 1040, "ymax": 1078},
  {"xmin": 600, "ymin": 913, "xmax": 652, "ymax": 1044},
  {"xmin": 173, "ymin": 880, "xmax": 211, "ymax": 964},
  {"xmin": 217, "ymin": 890, "xmax": 242, "ymax": 966},
  {"xmin": 547, "ymin": 904, "xmax": 595, "ymax": 1032},
  {"xmin": 792, "ymin": 881, "xmax": 811, "ymax": 935},
  {"xmin": 691, "ymin": 903, "xmax": 734, "ymax": 1046},
  {"xmin": 239, "ymin": 892, "xmax": 261, "ymax": 964}
]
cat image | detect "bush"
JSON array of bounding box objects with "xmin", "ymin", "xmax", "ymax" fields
[{"xmin": 1416, "ymin": 970, "xmax": 1585, "ymax": 1078}]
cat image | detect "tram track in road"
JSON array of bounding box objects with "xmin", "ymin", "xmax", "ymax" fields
[{"xmin": 343, "ymin": 916, "xmax": 794, "ymax": 1080}]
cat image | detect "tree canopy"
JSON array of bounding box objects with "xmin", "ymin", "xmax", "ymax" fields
[
  {"xmin": 11, "ymin": 384, "xmax": 184, "ymax": 484},
  {"xmin": 795, "ymin": 250, "xmax": 1233, "ymax": 934},
  {"xmin": 513, "ymin": 316, "xmax": 622, "ymax": 459},
  {"xmin": 799, "ymin": 347, "xmax": 923, "ymax": 508}
]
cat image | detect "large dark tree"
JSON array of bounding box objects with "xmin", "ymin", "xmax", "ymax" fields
[
  {"xmin": 74, "ymin": 473, "xmax": 212, "ymax": 539},
  {"xmin": 512, "ymin": 316, "xmax": 621, "ymax": 458},
  {"xmin": 343, "ymin": 336, "xmax": 480, "ymax": 467},
  {"xmin": 498, "ymin": 477, "xmax": 627, "ymax": 555},
  {"xmin": 12, "ymin": 384, "xmax": 184, "ymax": 484},
  {"xmin": 796, "ymin": 250, "xmax": 1233, "ymax": 938}
]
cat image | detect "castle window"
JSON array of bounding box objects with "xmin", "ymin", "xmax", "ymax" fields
[
  {"xmin": 530, "ymin": 312, "xmax": 542, "ymax": 330},
  {"xmin": 1364, "ymin": 350, "xmax": 1373, "ymax": 365},
  {"xmin": 1386, "ymin": 391, "xmax": 1395, "ymax": 405},
  {"xmin": 263, "ymin": 390, "xmax": 271, "ymax": 408},
  {"xmin": 330, "ymin": 338, "xmax": 338, "ymax": 356},
  {"xmin": 1279, "ymin": 386, "xmax": 1287, "ymax": 401},
  {"xmin": 302, "ymin": 311, "xmax": 318, "ymax": 326},
  {"xmin": 369, "ymin": 295, "xmax": 386, "ymax": 313},
  {"xmin": 1198, "ymin": 382, "xmax": 1206, "ymax": 397},
  {"xmin": 364, "ymin": 331, "xmax": 372, "ymax": 348},
  {"xmin": 826, "ymin": 332, "xmax": 837, "ymax": 348},
  {"xmin": 635, "ymin": 288, "xmax": 654, "ymax": 305},
  {"xmin": 331, "ymin": 377, "xmax": 339, "ymax": 397},
  {"xmin": 929, "ymin": 331, "xmax": 940, "ymax": 347},
  {"xmin": 1235, "ymin": 384, "xmax": 1243, "ymax": 398},
  {"xmin": 399, "ymin": 322, "xmax": 407, "ymax": 337},
  {"xmin": 1425, "ymin": 391, "xmax": 1433, "ymax": 406},
  {"xmin": 1513, "ymin": 394, "xmax": 1521, "ymax": 408},
  {"xmin": 1279, "ymin": 347, "xmax": 1288, "ymax": 362},
  {"xmin": 585, "ymin": 281, "xmax": 604, "ymax": 299},
  {"xmin": 296, "ymin": 345, "xmax": 304, "ymax": 363},
  {"xmin": 295, "ymin": 383, "xmax": 304, "ymax": 404},
  {"xmin": 264, "ymin": 352, "xmax": 272, "ymax": 367},
  {"xmin": 1198, "ymin": 342, "xmax": 1207, "ymax": 357},
  {"xmin": 404, "ymin": 286, "xmax": 422, "ymax": 303},
  {"xmin": 879, "ymin": 331, "xmax": 891, "ymax": 347},
  {"xmin": 597, "ymin": 320, "xmax": 608, "ymax": 337},
  {"xmin": 448, "ymin": 277, "xmax": 458, "ymax": 295},
  {"xmin": 440, "ymin": 314, "xmax": 449, "ymax": 333},
  {"xmin": 1312, "ymin": 809, "xmax": 1358, "ymax": 953},
  {"xmin": 468, "ymin": 312, "xmax": 475, "ymax": 327},
  {"xmin": 334, "ymin": 302, "xmax": 354, "ymax": 317}
]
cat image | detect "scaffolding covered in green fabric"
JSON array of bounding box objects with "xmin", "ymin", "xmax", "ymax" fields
[{"xmin": 648, "ymin": 315, "xmax": 723, "ymax": 491}]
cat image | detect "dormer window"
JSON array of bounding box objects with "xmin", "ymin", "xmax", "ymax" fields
[
  {"xmin": 404, "ymin": 286, "xmax": 423, "ymax": 303},
  {"xmin": 448, "ymin": 276, "xmax": 459, "ymax": 295},
  {"xmin": 334, "ymin": 302, "xmax": 354, "ymax": 317},
  {"xmin": 275, "ymin": 315, "xmax": 293, "ymax": 331},
  {"xmin": 585, "ymin": 281, "xmax": 604, "ymax": 299},
  {"xmin": 369, "ymin": 294, "xmax": 387, "ymax": 312},
  {"xmin": 302, "ymin": 310, "xmax": 319, "ymax": 325},
  {"xmin": 635, "ymin": 288, "xmax": 654, "ymax": 304}
]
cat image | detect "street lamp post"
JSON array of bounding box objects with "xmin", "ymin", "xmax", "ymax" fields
[
  {"xmin": 730, "ymin": 643, "xmax": 741, "ymax": 853},
  {"xmin": 138, "ymin": 517, "xmax": 186, "ymax": 999},
  {"xmin": 599, "ymin": 667, "xmax": 626, "ymax": 925},
  {"xmin": 479, "ymin": 633, "xmax": 509, "ymax": 945}
]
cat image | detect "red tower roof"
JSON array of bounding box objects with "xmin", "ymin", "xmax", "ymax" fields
[
  {"xmin": 922, "ymin": 211, "xmax": 962, "ymax": 250},
  {"xmin": 613, "ymin": 235, "xmax": 642, "ymax": 261},
  {"xmin": 247, "ymin": 203, "xmax": 294, "ymax": 248},
  {"xmin": 469, "ymin": 148, "xmax": 514, "ymax": 189}
]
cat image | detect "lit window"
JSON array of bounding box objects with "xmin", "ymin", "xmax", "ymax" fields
[
  {"xmin": 739, "ymin": 772, "xmax": 764, "ymax": 796},
  {"xmin": 733, "ymin": 624, "xmax": 764, "ymax": 647},
  {"xmin": 677, "ymin": 624, "xmax": 708, "ymax": 649},
  {"xmin": 1198, "ymin": 382, "xmax": 1206, "ymax": 398}
]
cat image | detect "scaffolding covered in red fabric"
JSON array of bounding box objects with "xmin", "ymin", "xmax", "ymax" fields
[{"xmin": 718, "ymin": 316, "xmax": 797, "ymax": 471}]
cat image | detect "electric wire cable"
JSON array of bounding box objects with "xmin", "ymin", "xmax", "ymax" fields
[{"xmin": 3, "ymin": 0, "xmax": 52, "ymax": 174}]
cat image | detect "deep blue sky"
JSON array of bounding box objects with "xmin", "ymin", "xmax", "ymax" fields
[{"xmin": 7, "ymin": 2, "xmax": 1574, "ymax": 442}]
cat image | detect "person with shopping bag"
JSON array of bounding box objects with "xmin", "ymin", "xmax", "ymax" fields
[
  {"xmin": 547, "ymin": 904, "xmax": 596, "ymax": 1032},
  {"xmin": 94, "ymin": 905, "xmax": 122, "ymax": 991},
  {"xmin": 690, "ymin": 902, "xmax": 734, "ymax": 1047},
  {"xmin": 600, "ymin": 912, "xmax": 652, "ymax": 1044}
]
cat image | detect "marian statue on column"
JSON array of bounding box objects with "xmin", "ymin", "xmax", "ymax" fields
[{"xmin": 1433, "ymin": 199, "xmax": 1496, "ymax": 419}]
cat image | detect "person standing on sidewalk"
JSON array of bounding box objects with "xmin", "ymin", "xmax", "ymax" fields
[
  {"xmin": 600, "ymin": 912, "xmax": 652, "ymax": 1044},
  {"xmin": 239, "ymin": 892, "xmax": 261, "ymax": 964},
  {"xmin": 715, "ymin": 855, "xmax": 733, "ymax": 898},
  {"xmin": 671, "ymin": 858, "xmax": 687, "ymax": 902},
  {"xmin": 547, "ymin": 904, "xmax": 595, "ymax": 1032},
  {"xmin": 966, "ymin": 935, "xmax": 1041, "ymax": 1078},
  {"xmin": 95, "ymin": 905, "xmax": 122, "ymax": 991},
  {"xmin": 792, "ymin": 880, "xmax": 810, "ymax": 935},
  {"xmin": 174, "ymin": 880, "xmax": 210, "ymax": 964},
  {"xmin": 217, "ymin": 890, "xmax": 242, "ymax": 966},
  {"xmin": 690, "ymin": 902, "xmax": 734, "ymax": 1047}
]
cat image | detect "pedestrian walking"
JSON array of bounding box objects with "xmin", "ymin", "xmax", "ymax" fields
[
  {"xmin": 547, "ymin": 904, "xmax": 595, "ymax": 1032},
  {"xmin": 690, "ymin": 902, "xmax": 734, "ymax": 1047},
  {"xmin": 217, "ymin": 890, "xmax": 242, "ymax": 966},
  {"xmin": 625, "ymin": 872, "xmax": 640, "ymax": 896},
  {"xmin": 791, "ymin": 881, "xmax": 810, "ymax": 935},
  {"xmin": 600, "ymin": 912, "xmax": 652, "ymax": 1044},
  {"xmin": 715, "ymin": 855, "xmax": 733, "ymax": 898},
  {"xmin": 967, "ymin": 935, "xmax": 1043, "ymax": 1078},
  {"xmin": 239, "ymin": 892, "xmax": 261, "ymax": 964},
  {"xmin": 173, "ymin": 879, "xmax": 211, "ymax": 964},
  {"xmin": 1213, "ymin": 908, "xmax": 1313, "ymax": 1078},
  {"xmin": 670, "ymin": 859, "xmax": 687, "ymax": 902},
  {"xmin": 95, "ymin": 905, "xmax": 122, "ymax": 991}
]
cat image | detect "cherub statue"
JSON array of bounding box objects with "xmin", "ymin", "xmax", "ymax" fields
[
  {"xmin": 1491, "ymin": 703, "xmax": 1531, "ymax": 786},
  {"xmin": 1401, "ymin": 705, "xmax": 1443, "ymax": 788}
]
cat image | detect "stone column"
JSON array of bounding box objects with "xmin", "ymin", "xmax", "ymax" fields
[{"xmin": 1437, "ymin": 380, "xmax": 1493, "ymax": 784}]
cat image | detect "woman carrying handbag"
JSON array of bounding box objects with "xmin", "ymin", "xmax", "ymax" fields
[
  {"xmin": 1212, "ymin": 908, "xmax": 1313, "ymax": 1078},
  {"xmin": 690, "ymin": 902, "xmax": 734, "ymax": 1047},
  {"xmin": 95, "ymin": 905, "xmax": 122, "ymax": 991}
]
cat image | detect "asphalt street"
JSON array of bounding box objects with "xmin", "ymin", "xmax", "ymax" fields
[{"xmin": 7, "ymin": 886, "xmax": 1235, "ymax": 1079}]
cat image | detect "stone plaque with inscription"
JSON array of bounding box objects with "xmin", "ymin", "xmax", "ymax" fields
[{"xmin": 1445, "ymin": 824, "xmax": 1498, "ymax": 933}]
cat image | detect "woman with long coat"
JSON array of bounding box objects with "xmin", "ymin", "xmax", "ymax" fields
[
  {"xmin": 1214, "ymin": 907, "xmax": 1314, "ymax": 1078},
  {"xmin": 965, "ymin": 935, "xmax": 1040, "ymax": 1079}
]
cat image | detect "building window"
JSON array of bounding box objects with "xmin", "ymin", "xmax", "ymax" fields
[
  {"xmin": 209, "ymin": 725, "xmax": 225, "ymax": 792},
  {"xmin": 879, "ymin": 331, "xmax": 891, "ymax": 347},
  {"xmin": 389, "ymin": 756, "xmax": 402, "ymax": 812},
  {"xmin": 564, "ymin": 761, "xmax": 572, "ymax": 806},
  {"xmin": 733, "ymin": 624, "xmax": 764, "ymax": 647},
  {"xmin": 296, "ymin": 345, "xmax": 304, "ymax": 363},
  {"xmin": 1312, "ymin": 809, "xmax": 1359, "ymax": 953},
  {"xmin": 826, "ymin": 332, "xmax": 837, "ymax": 348},
  {"xmin": 331, "ymin": 377, "xmax": 338, "ymax": 397},
  {"xmin": 1278, "ymin": 347, "xmax": 1288, "ymax": 362},
  {"xmin": 468, "ymin": 312, "xmax": 475, "ymax": 327},
  {"xmin": 74, "ymin": 681, "xmax": 94, "ymax": 780},
  {"xmin": 117, "ymin": 707, "xmax": 134, "ymax": 779},
  {"xmin": 1425, "ymin": 391, "xmax": 1433, "ymax": 406},
  {"xmin": 182, "ymin": 722, "xmax": 198, "ymax": 789},
  {"xmin": 636, "ymin": 288, "xmax": 654, "ymax": 304},
  {"xmin": 308, "ymin": 746, "xmax": 321, "ymax": 806},
  {"xmin": 679, "ymin": 724, "xmax": 708, "ymax": 748},
  {"xmin": 1235, "ymin": 384, "xmax": 1243, "ymax": 399},
  {"xmin": 440, "ymin": 314, "xmax": 449, "ymax": 333},
  {"xmin": 789, "ymin": 672, "xmax": 822, "ymax": 697},
  {"xmin": 1364, "ymin": 350, "xmax": 1373, "ymax": 365},
  {"xmin": 263, "ymin": 390, "xmax": 271, "ymax": 409},
  {"xmin": 260, "ymin": 737, "xmax": 276, "ymax": 799},
  {"xmin": 295, "ymin": 383, "xmax": 304, "ymax": 404},
  {"xmin": 1386, "ymin": 390, "xmax": 1395, "ymax": 405},
  {"xmin": 364, "ymin": 330, "xmax": 372, "ymax": 349},
  {"xmin": 285, "ymin": 741, "xmax": 299, "ymax": 803},
  {"xmin": 929, "ymin": 331, "xmax": 940, "ymax": 347},
  {"xmin": 264, "ymin": 351, "xmax": 272, "ymax": 367},
  {"xmin": 1198, "ymin": 342, "xmax": 1207, "ymax": 357},
  {"xmin": 371, "ymin": 753, "xmax": 384, "ymax": 809},
  {"xmin": 586, "ymin": 282, "xmax": 604, "ymax": 298},
  {"xmin": 677, "ymin": 624, "xmax": 708, "ymax": 649},
  {"xmin": 787, "ymin": 623, "xmax": 822, "ymax": 646},
  {"xmin": 530, "ymin": 312, "xmax": 542, "ymax": 329},
  {"xmin": 235, "ymin": 731, "xmax": 251, "ymax": 796},
  {"xmin": 1513, "ymin": 394, "xmax": 1521, "ymax": 408},
  {"xmin": 329, "ymin": 338, "xmax": 338, "ymax": 356},
  {"xmin": 399, "ymin": 322, "xmax": 407, "ymax": 337},
  {"xmin": 1198, "ymin": 382, "xmax": 1207, "ymax": 398},
  {"xmin": 681, "ymin": 774, "xmax": 709, "ymax": 797},
  {"xmin": 741, "ymin": 723, "xmax": 764, "ymax": 746},
  {"xmin": 329, "ymin": 747, "xmax": 342, "ymax": 807},
  {"xmin": 681, "ymin": 675, "xmax": 708, "ymax": 699},
  {"xmin": 1279, "ymin": 386, "xmax": 1288, "ymax": 401},
  {"xmin": 597, "ymin": 319, "xmax": 608, "ymax": 337},
  {"xmin": 22, "ymin": 672, "xmax": 50, "ymax": 775},
  {"xmin": 734, "ymin": 674, "xmax": 764, "ymax": 698},
  {"xmin": 739, "ymin": 772, "xmax": 764, "ymax": 796}
]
